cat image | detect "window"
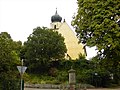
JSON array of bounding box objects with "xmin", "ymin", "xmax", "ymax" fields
[{"xmin": 54, "ymin": 25, "xmax": 56, "ymax": 29}]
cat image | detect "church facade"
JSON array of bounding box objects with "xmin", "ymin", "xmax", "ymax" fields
[{"xmin": 50, "ymin": 10, "xmax": 85, "ymax": 60}]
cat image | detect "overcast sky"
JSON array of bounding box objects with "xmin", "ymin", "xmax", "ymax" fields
[{"xmin": 0, "ymin": 0, "xmax": 97, "ymax": 59}]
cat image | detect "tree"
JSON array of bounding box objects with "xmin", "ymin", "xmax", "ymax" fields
[
  {"xmin": 0, "ymin": 32, "xmax": 20, "ymax": 75},
  {"xmin": 23, "ymin": 27, "xmax": 67, "ymax": 73},
  {"xmin": 0, "ymin": 32, "xmax": 20, "ymax": 89},
  {"xmin": 72, "ymin": 0, "xmax": 120, "ymax": 84}
]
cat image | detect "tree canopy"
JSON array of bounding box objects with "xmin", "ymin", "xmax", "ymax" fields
[
  {"xmin": 0, "ymin": 32, "xmax": 21, "ymax": 89},
  {"xmin": 23, "ymin": 27, "xmax": 67, "ymax": 73},
  {"xmin": 73, "ymin": 0, "xmax": 120, "ymax": 58},
  {"xmin": 0, "ymin": 32, "xmax": 20, "ymax": 76},
  {"xmin": 72, "ymin": 0, "xmax": 120, "ymax": 83}
]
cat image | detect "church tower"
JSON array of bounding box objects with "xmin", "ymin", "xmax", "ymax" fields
[{"xmin": 50, "ymin": 9, "xmax": 85, "ymax": 60}]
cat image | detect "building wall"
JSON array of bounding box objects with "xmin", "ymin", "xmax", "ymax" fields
[{"xmin": 51, "ymin": 21, "xmax": 85, "ymax": 60}]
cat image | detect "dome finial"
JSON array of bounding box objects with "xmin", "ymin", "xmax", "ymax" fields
[{"xmin": 55, "ymin": 8, "xmax": 58, "ymax": 14}]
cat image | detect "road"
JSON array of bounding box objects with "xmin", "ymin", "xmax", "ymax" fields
[{"xmin": 25, "ymin": 88, "xmax": 120, "ymax": 90}]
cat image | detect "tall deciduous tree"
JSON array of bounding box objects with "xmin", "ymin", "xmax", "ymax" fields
[
  {"xmin": 0, "ymin": 32, "xmax": 20, "ymax": 89},
  {"xmin": 0, "ymin": 32, "xmax": 20, "ymax": 75},
  {"xmin": 23, "ymin": 27, "xmax": 67, "ymax": 73},
  {"xmin": 72, "ymin": 0, "xmax": 120, "ymax": 83}
]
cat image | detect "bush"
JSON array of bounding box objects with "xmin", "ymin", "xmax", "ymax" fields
[{"xmin": 0, "ymin": 79, "xmax": 20, "ymax": 90}]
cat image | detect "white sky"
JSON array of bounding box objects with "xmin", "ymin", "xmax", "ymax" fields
[{"xmin": 0, "ymin": 0, "xmax": 97, "ymax": 59}]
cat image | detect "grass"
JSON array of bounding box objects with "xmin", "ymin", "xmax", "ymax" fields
[{"xmin": 23, "ymin": 73, "xmax": 60, "ymax": 84}]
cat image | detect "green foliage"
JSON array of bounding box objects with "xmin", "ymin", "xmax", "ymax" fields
[
  {"xmin": 48, "ymin": 67, "xmax": 58, "ymax": 77},
  {"xmin": 56, "ymin": 70, "xmax": 68, "ymax": 84},
  {"xmin": 73, "ymin": 0, "xmax": 120, "ymax": 49},
  {"xmin": 72, "ymin": 0, "xmax": 120, "ymax": 84},
  {"xmin": 24, "ymin": 58, "xmax": 116, "ymax": 87},
  {"xmin": 0, "ymin": 32, "xmax": 20, "ymax": 74},
  {"xmin": 0, "ymin": 78, "xmax": 20, "ymax": 90},
  {"xmin": 23, "ymin": 27, "xmax": 67, "ymax": 73},
  {"xmin": 0, "ymin": 32, "xmax": 21, "ymax": 90},
  {"xmin": 47, "ymin": 59, "xmax": 114, "ymax": 87},
  {"xmin": 72, "ymin": 0, "xmax": 120, "ymax": 57}
]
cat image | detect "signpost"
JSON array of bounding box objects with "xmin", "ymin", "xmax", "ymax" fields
[{"xmin": 17, "ymin": 59, "xmax": 27, "ymax": 90}]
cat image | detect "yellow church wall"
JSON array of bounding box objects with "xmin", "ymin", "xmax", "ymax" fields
[{"xmin": 56, "ymin": 21, "xmax": 85, "ymax": 60}]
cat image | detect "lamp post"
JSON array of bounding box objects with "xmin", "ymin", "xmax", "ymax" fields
[
  {"xmin": 17, "ymin": 59, "xmax": 27, "ymax": 90},
  {"xmin": 95, "ymin": 73, "xmax": 98, "ymax": 87}
]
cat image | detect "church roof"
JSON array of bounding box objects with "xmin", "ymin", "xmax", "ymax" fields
[{"xmin": 51, "ymin": 9, "xmax": 62, "ymax": 22}]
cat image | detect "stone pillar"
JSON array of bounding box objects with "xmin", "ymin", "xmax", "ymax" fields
[{"xmin": 68, "ymin": 67, "xmax": 76, "ymax": 90}]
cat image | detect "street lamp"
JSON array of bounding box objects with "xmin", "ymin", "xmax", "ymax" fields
[
  {"xmin": 94, "ymin": 73, "xmax": 98, "ymax": 87},
  {"xmin": 17, "ymin": 59, "xmax": 27, "ymax": 90}
]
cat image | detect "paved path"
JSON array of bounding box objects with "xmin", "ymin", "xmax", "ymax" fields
[
  {"xmin": 87, "ymin": 88, "xmax": 120, "ymax": 90},
  {"xmin": 25, "ymin": 88, "xmax": 120, "ymax": 90},
  {"xmin": 25, "ymin": 89, "xmax": 59, "ymax": 90}
]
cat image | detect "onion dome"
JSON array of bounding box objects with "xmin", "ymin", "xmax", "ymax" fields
[{"xmin": 51, "ymin": 9, "xmax": 62, "ymax": 22}]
